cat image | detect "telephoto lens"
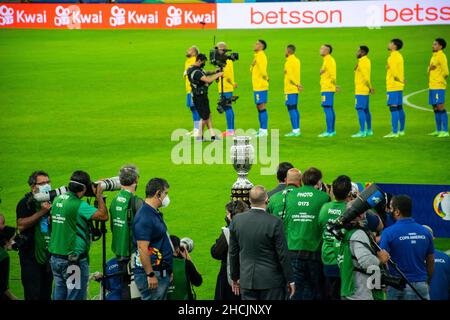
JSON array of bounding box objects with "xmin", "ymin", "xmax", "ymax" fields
[
  {"xmin": 96, "ymin": 177, "xmax": 121, "ymax": 191},
  {"xmin": 180, "ymin": 237, "xmax": 194, "ymax": 253},
  {"xmin": 33, "ymin": 186, "xmax": 69, "ymax": 202}
]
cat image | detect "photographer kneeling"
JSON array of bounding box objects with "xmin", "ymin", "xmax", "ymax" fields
[
  {"xmin": 167, "ymin": 235, "xmax": 203, "ymax": 300},
  {"xmin": 48, "ymin": 170, "xmax": 108, "ymax": 300},
  {"xmin": 187, "ymin": 53, "xmax": 224, "ymax": 141},
  {"xmin": 338, "ymin": 202, "xmax": 390, "ymax": 300}
]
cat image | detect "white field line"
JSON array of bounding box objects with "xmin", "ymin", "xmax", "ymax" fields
[{"xmin": 403, "ymin": 88, "xmax": 450, "ymax": 114}]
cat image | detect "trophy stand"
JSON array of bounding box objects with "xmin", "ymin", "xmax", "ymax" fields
[{"xmin": 230, "ymin": 136, "xmax": 254, "ymax": 205}]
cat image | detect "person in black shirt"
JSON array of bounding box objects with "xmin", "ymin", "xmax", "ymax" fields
[
  {"xmin": 187, "ymin": 53, "xmax": 224, "ymax": 141},
  {"xmin": 16, "ymin": 171, "xmax": 53, "ymax": 300},
  {"xmin": 211, "ymin": 200, "xmax": 248, "ymax": 300}
]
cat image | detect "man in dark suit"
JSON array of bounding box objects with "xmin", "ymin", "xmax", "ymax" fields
[
  {"xmin": 229, "ymin": 185, "xmax": 295, "ymax": 300},
  {"xmin": 267, "ymin": 162, "xmax": 294, "ymax": 198}
]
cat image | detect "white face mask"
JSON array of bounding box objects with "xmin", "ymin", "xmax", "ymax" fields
[
  {"xmin": 38, "ymin": 184, "xmax": 52, "ymax": 193},
  {"xmin": 160, "ymin": 194, "xmax": 170, "ymax": 208}
]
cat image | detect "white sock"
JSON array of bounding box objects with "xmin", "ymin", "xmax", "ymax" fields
[{"xmin": 293, "ymin": 129, "xmax": 300, "ymax": 133}]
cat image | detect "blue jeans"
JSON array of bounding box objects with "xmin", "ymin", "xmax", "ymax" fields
[
  {"xmin": 387, "ymin": 281, "xmax": 430, "ymax": 300},
  {"xmin": 290, "ymin": 254, "xmax": 324, "ymax": 300},
  {"xmin": 50, "ymin": 255, "xmax": 89, "ymax": 300},
  {"xmin": 134, "ymin": 270, "xmax": 170, "ymax": 300}
]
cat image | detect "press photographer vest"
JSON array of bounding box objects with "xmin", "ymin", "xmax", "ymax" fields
[
  {"xmin": 110, "ymin": 190, "xmax": 142, "ymax": 258},
  {"xmin": 167, "ymin": 257, "xmax": 190, "ymax": 300},
  {"xmin": 187, "ymin": 66, "xmax": 208, "ymax": 96},
  {"xmin": 34, "ymin": 200, "xmax": 50, "ymax": 264},
  {"xmin": 338, "ymin": 229, "xmax": 384, "ymax": 300},
  {"xmin": 49, "ymin": 192, "xmax": 82, "ymax": 256}
]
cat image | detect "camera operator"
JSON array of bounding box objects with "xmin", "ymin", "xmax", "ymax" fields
[
  {"xmin": 216, "ymin": 42, "xmax": 237, "ymax": 138},
  {"xmin": 167, "ymin": 235, "xmax": 203, "ymax": 300},
  {"xmin": 187, "ymin": 53, "xmax": 224, "ymax": 141},
  {"xmin": 380, "ymin": 195, "xmax": 435, "ymax": 300},
  {"xmin": 15, "ymin": 170, "xmax": 53, "ymax": 300},
  {"xmin": 184, "ymin": 45, "xmax": 201, "ymax": 137},
  {"xmin": 110, "ymin": 164, "xmax": 143, "ymax": 300},
  {"xmin": 337, "ymin": 203, "xmax": 390, "ymax": 300},
  {"xmin": 0, "ymin": 213, "xmax": 19, "ymax": 300},
  {"xmin": 48, "ymin": 170, "xmax": 108, "ymax": 300},
  {"xmin": 211, "ymin": 199, "xmax": 248, "ymax": 300}
]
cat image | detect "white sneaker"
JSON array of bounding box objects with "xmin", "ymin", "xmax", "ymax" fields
[{"xmin": 256, "ymin": 129, "xmax": 268, "ymax": 137}]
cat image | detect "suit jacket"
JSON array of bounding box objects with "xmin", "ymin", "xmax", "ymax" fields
[
  {"xmin": 268, "ymin": 183, "xmax": 286, "ymax": 198},
  {"xmin": 229, "ymin": 208, "xmax": 294, "ymax": 290}
]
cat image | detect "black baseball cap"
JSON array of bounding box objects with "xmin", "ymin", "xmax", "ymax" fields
[{"xmin": 197, "ymin": 53, "xmax": 207, "ymax": 61}]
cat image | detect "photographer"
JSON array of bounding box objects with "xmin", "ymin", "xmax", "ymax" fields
[
  {"xmin": 187, "ymin": 53, "xmax": 224, "ymax": 141},
  {"xmin": 48, "ymin": 170, "xmax": 108, "ymax": 300},
  {"xmin": 286, "ymin": 167, "xmax": 330, "ymax": 300},
  {"xmin": 0, "ymin": 213, "xmax": 19, "ymax": 300},
  {"xmin": 211, "ymin": 199, "xmax": 248, "ymax": 300},
  {"xmin": 338, "ymin": 203, "xmax": 390, "ymax": 300},
  {"xmin": 216, "ymin": 42, "xmax": 237, "ymax": 137},
  {"xmin": 167, "ymin": 235, "xmax": 203, "ymax": 300},
  {"xmin": 15, "ymin": 170, "xmax": 53, "ymax": 300},
  {"xmin": 110, "ymin": 164, "xmax": 143, "ymax": 300}
]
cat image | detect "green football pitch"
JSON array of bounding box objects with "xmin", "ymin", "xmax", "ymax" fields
[{"xmin": 0, "ymin": 25, "xmax": 449, "ymax": 300}]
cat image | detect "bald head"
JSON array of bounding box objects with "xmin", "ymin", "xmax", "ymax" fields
[
  {"xmin": 286, "ymin": 168, "xmax": 302, "ymax": 187},
  {"xmin": 249, "ymin": 185, "xmax": 268, "ymax": 207}
]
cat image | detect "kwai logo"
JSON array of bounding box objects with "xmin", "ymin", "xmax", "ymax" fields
[
  {"xmin": 0, "ymin": 5, "xmax": 14, "ymax": 26},
  {"xmin": 110, "ymin": 6, "xmax": 126, "ymax": 27},
  {"xmin": 166, "ymin": 6, "xmax": 182, "ymax": 27},
  {"xmin": 55, "ymin": 5, "xmax": 102, "ymax": 29},
  {"xmin": 165, "ymin": 5, "xmax": 215, "ymax": 27}
]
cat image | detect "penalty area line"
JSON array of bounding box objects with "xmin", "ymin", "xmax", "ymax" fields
[{"xmin": 403, "ymin": 88, "xmax": 450, "ymax": 114}]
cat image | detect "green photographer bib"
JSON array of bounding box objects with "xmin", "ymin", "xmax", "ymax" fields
[
  {"xmin": 110, "ymin": 189, "xmax": 134, "ymax": 257},
  {"xmin": 318, "ymin": 200, "xmax": 346, "ymax": 265},
  {"xmin": 49, "ymin": 192, "xmax": 82, "ymax": 256}
]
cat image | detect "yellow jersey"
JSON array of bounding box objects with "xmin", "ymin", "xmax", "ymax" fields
[
  {"xmin": 354, "ymin": 55, "xmax": 372, "ymax": 95},
  {"xmin": 284, "ymin": 54, "xmax": 301, "ymax": 94},
  {"xmin": 320, "ymin": 54, "xmax": 336, "ymax": 92},
  {"xmin": 250, "ymin": 50, "xmax": 269, "ymax": 91},
  {"xmin": 218, "ymin": 59, "xmax": 235, "ymax": 93},
  {"xmin": 184, "ymin": 56, "xmax": 196, "ymax": 93},
  {"xmin": 429, "ymin": 50, "xmax": 449, "ymax": 90},
  {"xmin": 386, "ymin": 50, "xmax": 404, "ymax": 92}
]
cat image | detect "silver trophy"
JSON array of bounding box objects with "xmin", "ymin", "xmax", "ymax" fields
[{"xmin": 230, "ymin": 136, "xmax": 254, "ymax": 204}]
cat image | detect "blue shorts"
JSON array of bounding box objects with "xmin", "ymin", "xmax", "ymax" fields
[
  {"xmin": 429, "ymin": 89, "xmax": 445, "ymax": 105},
  {"xmin": 285, "ymin": 93, "xmax": 298, "ymax": 106},
  {"xmin": 254, "ymin": 90, "xmax": 268, "ymax": 105},
  {"xmin": 387, "ymin": 91, "xmax": 403, "ymax": 106},
  {"xmin": 186, "ymin": 93, "xmax": 194, "ymax": 108},
  {"xmin": 355, "ymin": 95, "xmax": 369, "ymax": 110},
  {"xmin": 321, "ymin": 92, "xmax": 334, "ymax": 107}
]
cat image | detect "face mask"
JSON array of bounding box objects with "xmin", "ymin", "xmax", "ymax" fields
[
  {"xmin": 38, "ymin": 184, "xmax": 52, "ymax": 193},
  {"xmin": 160, "ymin": 194, "xmax": 170, "ymax": 208}
]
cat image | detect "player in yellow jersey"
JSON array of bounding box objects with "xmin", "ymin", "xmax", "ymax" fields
[
  {"xmin": 216, "ymin": 42, "xmax": 238, "ymax": 138},
  {"xmin": 183, "ymin": 46, "xmax": 201, "ymax": 137},
  {"xmin": 352, "ymin": 45, "xmax": 374, "ymax": 138},
  {"xmin": 284, "ymin": 44, "xmax": 302, "ymax": 137},
  {"xmin": 384, "ymin": 39, "xmax": 406, "ymax": 138},
  {"xmin": 318, "ymin": 44, "xmax": 338, "ymax": 138},
  {"xmin": 250, "ymin": 40, "xmax": 269, "ymax": 137},
  {"xmin": 428, "ymin": 38, "xmax": 449, "ymax": 138}
]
